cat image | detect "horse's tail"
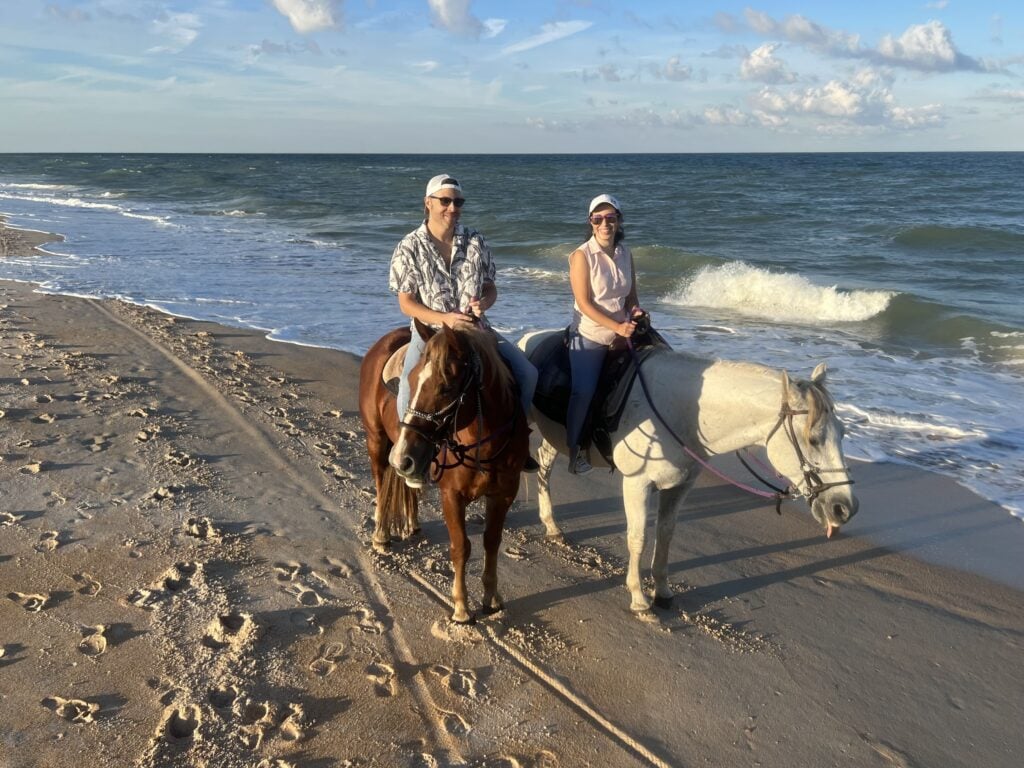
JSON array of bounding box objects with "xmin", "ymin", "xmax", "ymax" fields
[{"xmin": 379, "ymin": 464, "xmax": 420, "ymax": 539}]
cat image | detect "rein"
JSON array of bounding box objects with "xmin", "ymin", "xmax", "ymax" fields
[
  {"xmin": 627, "ymin": 340, "xmax": 852, "ymax": 513},
  {"xmin": 399, "ymin": 343, "xmax": 518, "ymax": 481}
]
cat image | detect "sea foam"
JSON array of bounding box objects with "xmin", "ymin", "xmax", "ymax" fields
[{"xmin": 665, "ymin": 262, "xmax": 894, "ymax": 324}]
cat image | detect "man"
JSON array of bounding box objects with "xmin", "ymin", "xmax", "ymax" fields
[{"xmin": 388, "ymin": 173, "xmax": 538, "ymax": 471}]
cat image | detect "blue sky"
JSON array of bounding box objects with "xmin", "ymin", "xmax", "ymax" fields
[{"xmin": 1, "ymin": 1, "xmax": 1022, "ymax": 152}]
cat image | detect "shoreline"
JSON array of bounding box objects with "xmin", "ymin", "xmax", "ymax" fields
[{"xmin": 1, "ymin": 238, "xmax": 1022, "ymax": 765}]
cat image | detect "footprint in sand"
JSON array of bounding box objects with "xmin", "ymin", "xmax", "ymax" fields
[
  {"xmin": 0, "ymin": 512, "xmax": 24, "ymax": 527},
  {"xmin": 135, "ymin": 424, "xmax": 161, "ymax": 442},
  {"xmin": 78, "ymin": 624, "xmax": 108, "ymax": 657},
  {"xmin": 366, "ymin": 661, "xmax": 397, "ymax": 697},
  {"xmin": 42, "ymin": 696, "xmax": 100, "ymax": 724},
  {"xmin": 34, "ymin": 393, "xmax": 53, "ymax": 404},
  {"xmin": 256, "ymin": 760, "xmax": 296, "ymax": 768},
  {"xmin": 128, "ymin": 407, "xmax": 151, "ymax": 418},
  {"xmin": 208, "ymin": 685, "xmax": 239, "ymax": 711},
  {"xmin": 278, "ymin": 703, "xmax": 305, "ymax": 742},
  {"xmin": 438, "ymin": 709, "xmax": 471, "ymax": 737},
  {"xmin": 8, "ymin": 592, "xmax": 49, "ymax": 612},
  {"xmin": 202, "ymin": 612, "xmax": 253, "ymax": 650},
  {"xmin": 285, "ymin": 584, "xmax": 323, "ymax": 607},
  {"xmin": 165, "ymin": 449, "xmax": 195, "ymax": 467},
  {"xmin": 162, "ymin": 562, "xmax": 201, "ymax": 594},
  {"xmin": 149, "ymin": 485, "xmax": 181, "ymax": 502},
  {"xmin": 323, "ymin": 556, "xmax": 353, "ymax": 579},
  {"xmin": 266, "ymin": 375, "xmax": 286, "ymax": 385},
  {"xmin": 160, "ymin": 703, "xmax": 201, "ymax": 744},
  {"xmin": 184, "ymin": 516, "xmax": 220, "ymax": 541},
  {"xmin": 352, "ymin": 605, "xmax": 385, "ymax": 635},
  {"xmin": 34, "ymin": 530, "xmax": 61, "ymax": 553},
  {"xmin": 308, "ymin": 642, "xmax": 346, "ymax": 678},
  {"xmin": 126, "ymin": 588, "xmax": 161, "ymax": 611},
  {"xmin": 74, "ymin": 573, "xmax": 102, "ymax": 597},
  {"xmin": 19, "ymin": 461, "xmax": 47, "ymax": 475},
  {"xmin": 430, "ymin": 665, "xmax": 484, "ymax": 700},
  {"xmin": 273, "ymin": 561, "xmax": 306, "ymax": 581},
  {"xmin": 33, "ymin": 413, "xmax": 57, "ymax": 424}
]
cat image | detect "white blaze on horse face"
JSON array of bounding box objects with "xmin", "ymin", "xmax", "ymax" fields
[{"xmin": 393, "ymin": 358, "xmax": 435, "ymax": 462}]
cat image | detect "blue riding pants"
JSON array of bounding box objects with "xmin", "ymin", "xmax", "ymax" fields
[
  {"xmin": 566, "ymin": 332, "xmax": 608, "ymax": 451},
  {"xmin": 397, "ymin": 328, "xmax": 537, "ymax": 421}
]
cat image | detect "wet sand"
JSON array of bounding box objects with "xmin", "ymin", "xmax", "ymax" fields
[{"xmin": 1, "ymin": 218, "xmax": 1022, "ymax": 768}]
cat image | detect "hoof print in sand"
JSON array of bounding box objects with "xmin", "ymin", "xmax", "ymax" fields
[
  {"xmin": 208, "ymin": 685, "xmax": 240, "ymax": 711},
  {"xmin": 150, "ymin": 485, "xmax": 182, "ymax": 502},
  {"xmin": 273, "ymin": 560, "xmax": 306, "ymax": 581},
  {"xmin": 0, "ymin": 512, "xmax": 25, "ymax": 527},
  {"xmin": 438, "ymin": 709, "xmax": 471, "ymax": 737},
  {"xmin": 165, "ymin": 448, "xmax": 195, "ymax": 467},
  {"xmin": 8, "ymin": 592, "xmax": 49, "ymax": 612},
  {"xmin": 74, "ymin": 572, "xmax": 102, "ymax": 596},
  {"xmin": 161, "ymin": 703, "xmax": 201, "ymax": 744},
  {"xmin": 430, "ymin": 665, "xmax": 484, "ymax": 700},
  {"xmin": 43, "ymin": 696, "xmax": 100, "ymax": 724},
  {"xmin": 19, "ymin": 461, "xmax": 48, "ymax": 475},
  {"xmin": 308, "ymin": 642, "xmax": 346, "ymax": 677},
  {"xmin": 323, "ymin": 556, "xmax": 353, "ymax": 578},
  {"xmin": 184, "ymin": 516, "xmax": 219, "ymax": 540},
  {"xmin": 257, "ymin": 760, "xmax": 296, "ymax": 768},
  {"xmin": 278, "ymin": 702, "xmax": 305, "ymax": 742},
  {"xmin": 78, "ymin": 624, "xmax": 108, "ymax": 657},
  {"xmin": 34, "ymin": 530, "xmax": 61, "ymax": 553},
  {"xmin": 162, "ymin": 562, "xmax": 201, "ymax": 594},
  {"xmin": 202, "ymin": 612, "xmax": 253, "ymax": 650},
  {"xmin": 366, "ymin": 661, "xmax": 397, "ymax": 697},
  {"xmin": 33, "ymin": 413, "xmax": 57, "ymax": 424},
  {"xmin": 285, "ymin": 584, "xmax": 323, "ymax": 607}
]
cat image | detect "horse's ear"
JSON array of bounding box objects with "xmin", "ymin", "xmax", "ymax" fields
[
  {"xmin": 413, "ymin": 318, "xmax": 435, "ymax": 342},
  {"xmin": 780, "ymin": 370, "xmax": 792, "ymax": 401},
  {"xmin": 440, "ymin": 323, "xmax": 459, "ymax": 347},
  {"xmin": 811, "ymin": 362, "xmax": 828, "ymax": 385}
]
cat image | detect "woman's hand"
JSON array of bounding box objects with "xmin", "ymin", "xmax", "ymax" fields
[{"xmin": 615, "ymin": 319, "xmax": 637, "ymax": 338}]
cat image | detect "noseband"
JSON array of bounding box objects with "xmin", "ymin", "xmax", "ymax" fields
[{"xmin": 763, "ymin": 402, "xmax": 854, "ymax": 504}]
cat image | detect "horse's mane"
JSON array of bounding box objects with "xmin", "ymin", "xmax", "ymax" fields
[{"xmin": 430, "ymin": 327, "xmax": 516, "ymax": 414}]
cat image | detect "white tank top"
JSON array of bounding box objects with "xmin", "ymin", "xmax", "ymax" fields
[{"xmin": 570, "ymin": 237, "xmax": 633, "ymax": 346}]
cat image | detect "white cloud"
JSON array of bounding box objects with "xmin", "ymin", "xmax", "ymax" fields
[
  {"xmin": 46, "ymin": 4, "xmax": 91, "ymax": 22},
  {"xmin": 428, "ymin": 0, "xmax": 481, "ymax": 36},
  {"xmin": 272, "ymin": 0, "xmax": 340, "ymax": 35},
  {"xmin": 703, "ymin": 106, "xmax": 751, "ymax": 126},
  {"xmin": 752, "ymin": 67, "xmax": 945, "ymax": 130},
  {"xmin": 149, "ymin": 12, "xmax": 202, "ymax": 53},
  {"xmin": 658, "ymin": 56, "xmax": 693, "ymax": 82},
  {"xmin": 740, "ymin": 43, "xmax": 796, "ymax": 83},
  {"xmin": 877, "ymin": 20, "xmax": 964, "ymax": 70},
  {"xmin": 744, "ymin": 9, "xmax": 860, "ymax": 55},
  {"xmin": 413, "ymin": 60, "xmax": 440, "ymax": 73},
  {"xmin": 502, "ymin": 21, "xmax": 592, "ymax": 55},
  {"xmin": 482, "ymin": 19, "xmax": 507, "ymax": 39}
]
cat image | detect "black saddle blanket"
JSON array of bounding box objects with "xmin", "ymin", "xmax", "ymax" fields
[{"xmin": 527, "ymin": 326, "xmax": 670, "ymax": 470}]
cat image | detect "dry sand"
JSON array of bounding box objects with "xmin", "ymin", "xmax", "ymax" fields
[{"xmin": 1, "ymin": 219, "xmax": 1022, "ymax": 768}]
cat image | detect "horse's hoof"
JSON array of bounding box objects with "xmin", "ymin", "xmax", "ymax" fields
[
  {"xmin": 451, "ymin": 613, "xmax": 476, "ymax": 626},
  {"xmin": 480, "ymin": 603, "xmax": 504, "ymax": 616},
  {"xmin": 371, "ymin": 540, "xmax": 390, "ymax": 554},
  {"xmin": 653, "ymin": 595, "xmax": 673, "ymax": 610}
]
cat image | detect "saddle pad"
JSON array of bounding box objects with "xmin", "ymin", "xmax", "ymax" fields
[{"xmin": 383, "ymin": 344, "xmax": 407, "ymax": 396}]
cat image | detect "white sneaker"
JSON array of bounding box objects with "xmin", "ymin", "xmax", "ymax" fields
[{"xmin": 569, "ymin": 454, "xmax": 593, "ymax": 475}]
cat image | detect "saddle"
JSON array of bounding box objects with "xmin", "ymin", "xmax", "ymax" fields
[
  {"xmin": 528, "ymin": 319, "xmax": 670, "ymax": 470},
  {"xmin": 382, "ymin": 346, "xmax": 407, "ymax": 396}
]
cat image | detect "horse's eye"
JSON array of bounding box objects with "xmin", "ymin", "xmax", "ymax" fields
[{"xmin": 808, "ymin": 435, "xmax": 821, "ymax": 448}]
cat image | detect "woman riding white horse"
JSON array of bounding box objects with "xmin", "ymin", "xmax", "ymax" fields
[{"xmin": 519, "ymin": 333, "xmax": 859, "ymax": 616}]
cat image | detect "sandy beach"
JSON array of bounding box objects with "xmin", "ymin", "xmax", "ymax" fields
[{"xmin": 2, "ymin": 219, "xmax": 1022, "ymax": 768}]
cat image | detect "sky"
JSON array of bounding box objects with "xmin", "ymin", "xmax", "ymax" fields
[{"xmin": 1, "ymin": 0, "xmax": 1022, "ymax": 152}]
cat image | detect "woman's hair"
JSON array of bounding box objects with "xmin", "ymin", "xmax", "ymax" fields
[{"xmin": 583, "ymin": 213, "xmax": 625, "ymax": 245}]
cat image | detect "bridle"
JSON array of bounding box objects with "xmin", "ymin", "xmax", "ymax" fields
[
  {"xmin": 758, "ymin": 401, "xmax": 855, "ymax": 505},
  {"xmin": 630, "ymin": 343, "xmax": 853, "ymax": 513},
  {"xmin": 398, "ymin": 343, "xmax": 517, "ymax": 480}
]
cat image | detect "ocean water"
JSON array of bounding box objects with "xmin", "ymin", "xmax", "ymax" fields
[{"xmin": 1, "ymin": 153, "xmax": 1022, "ymax": 519}]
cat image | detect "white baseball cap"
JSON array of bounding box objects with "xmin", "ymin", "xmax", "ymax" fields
[
  {"xmin": 588, "ymin": 194, "xmax": 621, "ymax": 214},
  {"xmin": 426, "ymin": 174, "xmax": 464, "ymax": 197}
]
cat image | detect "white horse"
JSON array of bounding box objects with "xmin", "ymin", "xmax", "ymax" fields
[{"xmin": 519, "ymin": 331, "xmax": 859, "ymax": 615}]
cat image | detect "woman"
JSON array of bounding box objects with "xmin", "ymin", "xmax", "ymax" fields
[
  {"xmin": 388, "ymin": 173, "xmax": 538, "ymax": 470},
  {"xmin": 566, "ymin": 194, "xmax": 642, "ymax": 475}
]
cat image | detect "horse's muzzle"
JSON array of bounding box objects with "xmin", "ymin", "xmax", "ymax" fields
[
  {"xmin": 812, "ymin": 492, "xmax": 858, "ymax": 536},
  {"xmin": 389, "ymin": 440, "xmax": 432, "ymax": 487}
]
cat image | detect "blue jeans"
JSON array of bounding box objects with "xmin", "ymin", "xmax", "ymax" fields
[
  {"xmin": 566, "ymin": 332, "xmax": 608, "ymax": 450},
  {"xmin": 397, "ymin": 328, "xmax": 537, "ymax": 421}
]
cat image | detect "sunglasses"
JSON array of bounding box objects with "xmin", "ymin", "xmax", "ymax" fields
[
  {"xmin": 430, "ymin": 196, "xmax": 466, "ymax": 208},
  {"xmin": 590, "ymin": 214, "xmax": 619, "ymax": 225}
]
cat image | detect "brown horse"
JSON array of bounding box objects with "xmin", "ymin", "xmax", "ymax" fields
[{"xmin": 359, "ymin": 320, "xmax": 530, "ymax": 623}]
